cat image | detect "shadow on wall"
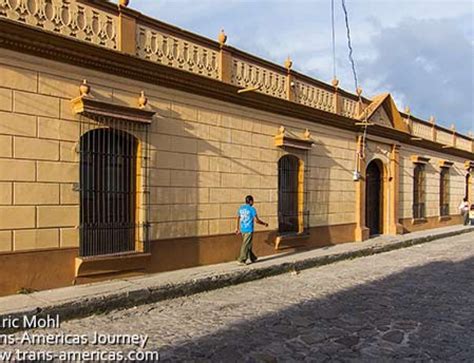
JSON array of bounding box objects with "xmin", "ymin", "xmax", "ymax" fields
[
  {"xmin": 139, "ymin": 103, "xmax": 272, "ymax": 271},
  {"xmin": 102, "ymin": 92, "xmax": 359, "ymax": 269},
  {"xmin": 304, "ymin": 140, "xmax": 354, "ymax": 246},
  {"xmin": 158, "ymin": 256, "xmax": 474, "ymax": 361},
  {"xmin": 145, "ymin": 104, "xmax": 218, "ymax": 270},
  {"xmin": 253, "ymin": 132, "xmax": 353, "ymax": 252}
]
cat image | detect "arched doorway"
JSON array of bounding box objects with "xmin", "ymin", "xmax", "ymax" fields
[
  {"xmin": 365, "ymin": 160, "xmax": 383, "ymax": 236},
  {"xmin": 80, "ymin": 128, "xmax": 138, "ymax": 257}
]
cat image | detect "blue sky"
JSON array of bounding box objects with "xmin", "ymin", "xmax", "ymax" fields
[{"xmin": 132, "ymin": 0, "xmax": 473, "ymax": 134}]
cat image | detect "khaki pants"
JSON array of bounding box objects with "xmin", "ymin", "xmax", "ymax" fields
[
  {"xmin": 238, "ymin": 233, "xmax": 257, "ymax": 263},
  {"xmin": 462, "ymin": 211, "xmax": 470, "ymax": 225}
]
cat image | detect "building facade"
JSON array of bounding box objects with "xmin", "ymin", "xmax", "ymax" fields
[{"xmin": 0, "ymin": 0, "xmax": 472, "ymax": 296}]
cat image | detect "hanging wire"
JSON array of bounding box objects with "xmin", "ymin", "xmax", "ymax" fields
[
  {"xmin": 331, "ymin": 0, "xmax": 337, "ymax": 80},
  {"xmin": 338, "ymin": 0, "xmax": 371, "ymax": 168},
  {"xmin": 341, "ymin": 0, "xmax": 359, "ymax": 92}
]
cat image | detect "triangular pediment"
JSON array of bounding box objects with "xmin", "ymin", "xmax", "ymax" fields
[{"xmin": 358, "ymin": 93, "xmax": 409, "ymax": 133}]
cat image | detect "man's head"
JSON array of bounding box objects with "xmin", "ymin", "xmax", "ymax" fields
[
  {"xmin": 245, "ymin": 195, "xmax": 254, "ymax": 206},
  {"xmin": 464, "ymin": 197, "xmax": 468, "ymax": 202}
]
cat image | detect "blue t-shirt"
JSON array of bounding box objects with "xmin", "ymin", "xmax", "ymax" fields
[{"xmin": 238, "ymin": 205, "xmax": 257, "ymax": 233}]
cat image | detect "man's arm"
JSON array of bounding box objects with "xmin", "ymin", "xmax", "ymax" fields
[
  {"xmin": 255, "ymin": 214, "xmax": 269, "ymax": 227},
  {"xmin": 235, "ymin": 216, "xmax": 241, "ymax": 234}
]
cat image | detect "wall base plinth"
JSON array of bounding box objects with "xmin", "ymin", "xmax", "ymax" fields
[{"xmin": 354, "ymin": 226, "xmax": 370, "ymax": 241}]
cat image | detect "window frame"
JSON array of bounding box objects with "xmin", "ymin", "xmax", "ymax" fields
[
  {"xmin": 79, "ymin": 127, "xmax": 140, "ymax": 257},
  {"xmin": 413, "ymin": 164, "xmax": 426, "ymax": 219},
  {"xmin": 277, "ymin": 154, "xmax": 305, "ymax": 235},
  {"xmin": 439, "ymin": 168, "xmax": 450, "ymax": 217}
]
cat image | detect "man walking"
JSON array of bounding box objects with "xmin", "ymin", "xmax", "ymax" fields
[
  {"xmin": 458, "ymin": 197, "xmax": 470, "ymax": 226},
  {"xmin": 236, "ymin": 195, "xmax": 268, "ymax": 265}
]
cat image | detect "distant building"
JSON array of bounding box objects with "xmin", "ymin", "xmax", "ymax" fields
[{"xmin": 0, "ymin": 0, "xmax": 472, "ymax": 296}]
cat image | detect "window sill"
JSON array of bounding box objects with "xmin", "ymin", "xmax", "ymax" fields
[
  {"xmin": 275, "ymin": 231, "xmax": 310, "ymax": 250},
  {"xmin": 411, "ymin": 218, "xmax": 427, "ymax": 225},
  {"xmin": 438, "ymin": 216, "xmax": 451, "ymax": 222},
  {"xmin": 75, "ymin": 252, "xmax": 151, "ymax": 278}
]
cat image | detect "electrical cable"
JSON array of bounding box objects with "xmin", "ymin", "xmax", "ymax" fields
[
  {"xmin": 341, "ymin": 0, "xmax": 359, "ymax": 92},
  {"xmin": 331, "ymin": 0, "xmax": 337, "ymax": 80},
  {"xmin": 339, "ymin": 0, "xmax": 370, "ymax": 169}
]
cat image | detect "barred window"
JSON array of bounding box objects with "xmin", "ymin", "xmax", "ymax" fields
[
  {"xmin": 413, "ymin": 164, "xmax": 426, "ymax": 219},
  {"xmin": 278, "ymin": 155, "xmax": 301, "ymax": 234},
  {"xmin": 80, "ymin": 128, "xmax": 138, "ymax": 257},
  {"xmin": 439, "ymin": 168, "xmax": 450, "ymax": 216}
]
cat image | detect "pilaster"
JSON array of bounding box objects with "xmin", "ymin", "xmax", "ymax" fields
[
  {"xmin": 354, "ymin": 134, "xmax": 369, "ymax": 241},
  {"xmin": 388, "ymin": 144, "xmax": 403, "ymax": 235},
  {"xmin": 118, "ymin": 5, "xmax": 138, "ymax": 55},
  {"xmin": 451, "ymin": 124, "xmax": 457, "ymax": 149},
  {"xmin": 284, "ymin": 57, "xmax": 295, "ymax": 102},
  {"xmin": 216, "ymin": 29, "xmax": 232, "ymax": 84},
  {"xmin": 332, "ymin": 79, "xmax": 341, "ymax": 115},
  {"xmin": 429, "ymin": 116, "xmax": 437, "ymax": 142}
]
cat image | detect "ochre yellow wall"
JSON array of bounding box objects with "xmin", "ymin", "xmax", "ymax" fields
[{"xmin": 0, "ymin": 47, "xmax": 358, "ymax": 254}]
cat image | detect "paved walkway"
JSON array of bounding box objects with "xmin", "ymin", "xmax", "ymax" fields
[
  {"xmin": 2, "ymin": 230, "xmax": 474, "ymax": 362},
  {"xmin": 0, "ymin": 225, "xmax": 472, "ymax": 326}
]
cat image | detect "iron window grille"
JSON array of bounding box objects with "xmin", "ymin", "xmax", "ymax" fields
[
  {"xmin": 278, "ymin": 154, "xmax": 308, "ymax": 234},
  {"xmin": 413, "ymin": 164, "xmax": 426, "ymax": 219},
  {"xmin": 278, "ymin": 210, "xmax": 310, "ymax": 234},
  {"xmin": 78, "ymin": 116, "xmax": 150, "ymax": 258},
  {"xmin": 440, "ymin": 168, "xmax": 450, "ymax": 217},
  {"xmin": 440, "ymin": 204, "xmax": 450, "ymax": 217},
  {"xmin": 413, "ymin": 203, "xmax": 426, "ymax": 220}
]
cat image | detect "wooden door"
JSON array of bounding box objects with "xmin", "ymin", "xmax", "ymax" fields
[{"xmin": 366, "ymin": 161, "xmax": 382, "ymax": 236}]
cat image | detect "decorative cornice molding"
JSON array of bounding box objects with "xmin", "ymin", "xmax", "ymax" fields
[
  {"xmin": 465, "ymin": 161, "xmax": 474, "ymax": 170},
  {"xmin": 274, "ymin": 127, "xmax": 314, "ymax": 150},
  {"xmin": 411, "ymin": 155, "xmax": 431, "ymax": 165},
  {"xmin": 438, "ymin": 160, "xmax": 454, "ymax": 168},
  {"xmin": 71, "ymin": 95, "xmax": 155, "ymax": 124}
]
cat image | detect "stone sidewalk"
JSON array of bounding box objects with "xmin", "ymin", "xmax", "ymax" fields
[{"xmin": 1, "ymin": 225, "xmax": 473, "ymax": 330}]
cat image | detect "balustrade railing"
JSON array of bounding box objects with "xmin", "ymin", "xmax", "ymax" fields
[
  {"xmin": 412, "ymin": 121, "xmax": 433, "ymax": 141},
  {"xmin": 341, "ymin": 97, "xmax": 358, "ymax": 118},
  {"xmin": 136, "ymin": 24, "xmax": 220, "ymax": 80},
  {"xmin": 293, "ymin": 80, "xmax": 334, "ymax": 112},
  {"xmin": 0, "ymin": 0, "xmax": 118, "ymax": 49},
  {"xmin": 456, "ymin": 137, "xmax": 472, "ymax": 152},
  {"xmin": 437, "ymin": 129, "xmax": 453, "ymax": 146},
  {"xmin": 230, "ymin": 57, "xmax": 287, "ymax": 99}
]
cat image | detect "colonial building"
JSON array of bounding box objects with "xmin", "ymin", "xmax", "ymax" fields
[{"xmin": 0, "ymin": 0, "xmax": 472, "ymax": 296}]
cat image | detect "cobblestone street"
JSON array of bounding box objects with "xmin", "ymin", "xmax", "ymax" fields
[{"xmin": 6, "ymin": 232, "xmax": 474, "ymax": 362}]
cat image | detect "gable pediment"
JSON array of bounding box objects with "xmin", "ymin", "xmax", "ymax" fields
[{"xmin": 358, "ymin": 93, "xmax": 409, "ymax": 133}]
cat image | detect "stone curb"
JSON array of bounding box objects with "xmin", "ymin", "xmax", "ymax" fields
[{"xmin": 2, "ymin": 227, "xmax": 473, "ymax": 333}]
